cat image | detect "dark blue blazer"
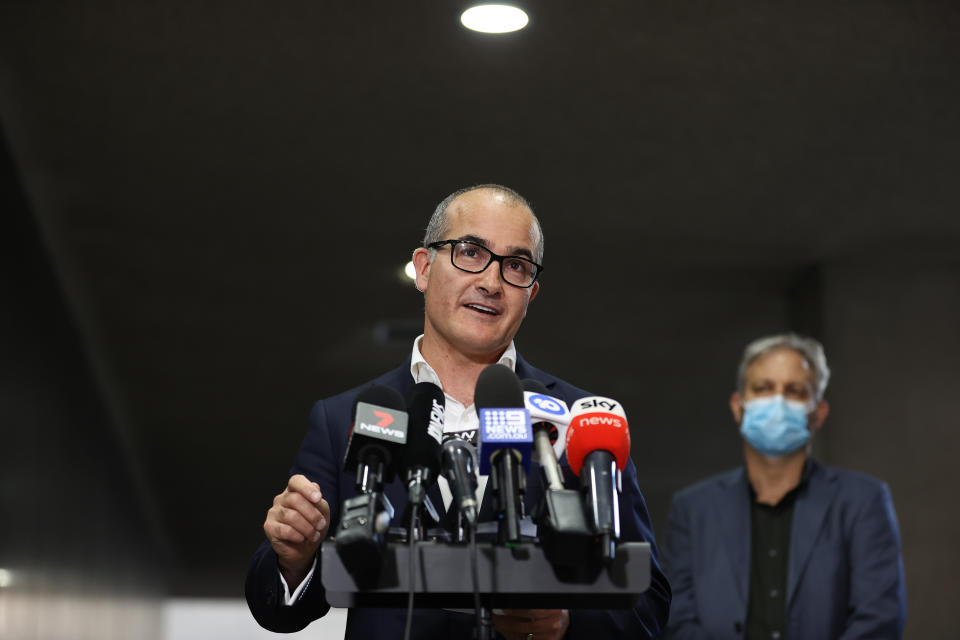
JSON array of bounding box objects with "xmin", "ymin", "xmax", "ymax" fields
[
  {"xmin": 246, "ymin": 355, "xmax": 671, "ymax": 639},
  {"xmin": 663, "ymin": 461, "xmax": 907, "ymax": 639}
]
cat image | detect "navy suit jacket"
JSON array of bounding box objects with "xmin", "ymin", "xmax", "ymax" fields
[
  {"xmin": 246, "ymin": 355, "xmax": 671, "ymax": 639},
  {"xmin": 663, "ymin": 460, "xmax": 906, "ymax": 640}
]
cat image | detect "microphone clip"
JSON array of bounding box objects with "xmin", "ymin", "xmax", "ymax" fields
[{"xmin": 334, "ymin": 490, "xmax": 395, "ymax": 582}]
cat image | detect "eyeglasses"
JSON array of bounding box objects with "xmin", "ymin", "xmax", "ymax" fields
[{"xmin": 427, "ymin": 239, "xmax": 543, "ymax": 288}]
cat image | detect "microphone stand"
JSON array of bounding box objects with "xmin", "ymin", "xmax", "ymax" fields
[
  {"xmin": 491, "ymin": 450, "xmax": 525, "ymax": 544},
  {"xmin": 470, "ymin": 524, "xmax": 494, "ymax": 640},
  {"xmin": 335, "ymin": 457, "xmax": 394, "ymax": 580}
]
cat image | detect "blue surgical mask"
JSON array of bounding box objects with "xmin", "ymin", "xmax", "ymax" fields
[{"xmin": 740, "ymin": 395, "xmax": 811, "ymax": 457}]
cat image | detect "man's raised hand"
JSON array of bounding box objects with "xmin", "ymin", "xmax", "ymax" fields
[{"xmin": 263, "ymin": 474, "xmax": 330, "ymax": 588}]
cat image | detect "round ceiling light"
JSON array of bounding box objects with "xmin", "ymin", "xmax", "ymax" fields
[
  {"xmin": 404, "ymin": 261, "xmax": 417, "ymax": 281},
  {"xmin": 460, "ymin": 5, "xmax": 529, "ymax": 34}
]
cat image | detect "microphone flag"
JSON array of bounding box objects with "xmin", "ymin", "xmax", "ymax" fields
[
  {"xmin": 353, "ymin": 402, "xmax": 408, "ymax": 443},
  {"xmin": 478, "ymin": 407, "xmax": 532, "ymax": 476}
]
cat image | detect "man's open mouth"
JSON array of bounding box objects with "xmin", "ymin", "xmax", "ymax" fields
[{"xmin": 465, "ymin": 303, "xmax": 499, "ymax": 316}]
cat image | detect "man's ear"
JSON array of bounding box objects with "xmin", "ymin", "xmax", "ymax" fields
[
  {"xmin": 729, "ymin": 391, "xmax": 744, "ymax": 425},
  {"xmin": 810, "ymin": 399, "xmax": 830, "ymax": 432},
  {"xmin": 528, "ymin": 280, "xmax": 540, "ymax": 303},
  {"xmin": 412, "ymin": 248, "xmax": 431, "ymax": 292}
]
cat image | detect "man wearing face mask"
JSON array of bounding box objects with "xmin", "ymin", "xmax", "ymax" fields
[{"xmin": 662, "ymin": 333, "xmax": 907, "ymax": 640}]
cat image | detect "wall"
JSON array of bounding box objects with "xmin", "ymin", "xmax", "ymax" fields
[{"xmin": 0, "ymin": 131, "xmax": 166, "ymax": 639}]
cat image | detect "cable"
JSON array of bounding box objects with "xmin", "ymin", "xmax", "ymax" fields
[
  {"xmin": 471, "ymin": 525, "xmax": 482, "ymax": 639},
  {"xmin": 403, "ymin": 503, "xmax": 419, "ymax": 640}
]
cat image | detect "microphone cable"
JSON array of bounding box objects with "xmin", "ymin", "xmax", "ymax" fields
[
  {"xmin": 471, "ymin": 523, "xmax": 485, "ymax": 640},
  {"xmin": 403, "ymin": 502, "xmax": 419, "ymax": 640}
]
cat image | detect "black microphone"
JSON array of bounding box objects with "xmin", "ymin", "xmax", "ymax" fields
[
  {"xmin": 336, "ymin": 385, "xmax": 408, "ymax": 579},
  {"xmin": 476, "ymin": 364, "xmax": 532, "ymax": 544},
  {"xmin": 400, "ymin": 383, "xmax": 445, "ymax": 637},
  {"xmin": 342, "ymin": 385, "xmax": 408, "ymax": 494},
  {"xmin": 402, "ymin": 382, "xmax": 445, "ymax": 506},
  {"xmin": 440, "ymin": 437, "xmax": 479, "ymax": 530}
]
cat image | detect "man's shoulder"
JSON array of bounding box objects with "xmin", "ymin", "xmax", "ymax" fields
[
  {"xmin": 309, "ymin": 360, "xmax": 412, "ymax": 414},
  {"xmin": 812, "ymin": 460, "xmax": 891, "ymax": 499},
  {"xmin": 515, "ymin": 356, "xmax": 591, "ymax": 403}
]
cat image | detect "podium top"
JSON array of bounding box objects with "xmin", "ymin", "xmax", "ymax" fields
[{"xmin": 322, "ymin": 540, "xmax": 650, "ymax": 609}]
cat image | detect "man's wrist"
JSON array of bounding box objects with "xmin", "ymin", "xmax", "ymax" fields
[
  {"xmin": 278, "ymin": 555, "xmax": 318, "ymax": 605},
  {"xmin": 279, "ymin": 557, "xmax": 312, "ymax": 591}
]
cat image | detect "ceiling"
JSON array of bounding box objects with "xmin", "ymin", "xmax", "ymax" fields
[{"xmin": 2, "ymin": 1, "xmax": 958, "ymax": 595}]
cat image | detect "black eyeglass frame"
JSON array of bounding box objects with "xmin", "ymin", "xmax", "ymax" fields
[{"xmin": 427, "ymin": 239, "xmax": 544, "ymax": 288}]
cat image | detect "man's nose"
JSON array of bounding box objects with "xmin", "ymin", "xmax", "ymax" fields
[{"xmin": 476, "ymin": 260, "xmax": 504, "ymax": 292}]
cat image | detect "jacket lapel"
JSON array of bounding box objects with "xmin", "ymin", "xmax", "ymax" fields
[
  {"xmin": 786, "ymin": 461, "xmax": 838, "ymax": 605},
  {"xmin": 379, "ymin": 356, "xmax": 416, "ymax": 398},
  {"xmin": 718, "ymin": 469, "xmax": 752, "ymax": 608},
  {"xmin": 515, "ymin": 356, "xmax": 558, "ymax": 391}
]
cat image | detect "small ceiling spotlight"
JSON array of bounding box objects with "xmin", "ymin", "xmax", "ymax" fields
[{"xmin": 460, "ymin": 4, "xmax": 529, "ymax": 34}]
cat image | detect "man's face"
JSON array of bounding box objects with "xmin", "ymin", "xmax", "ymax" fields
[
  {"xmin": 729, "ymin": 347, "xmax": 829, "ymax": 430},
  {"xmin": 413, "ymin": 189, "xmax": 540, "ymax": 361}
]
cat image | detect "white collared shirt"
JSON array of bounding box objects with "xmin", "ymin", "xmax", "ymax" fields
[{"xmin": 410, "ymin": 334, "xmax": 517, "ymax": 512}]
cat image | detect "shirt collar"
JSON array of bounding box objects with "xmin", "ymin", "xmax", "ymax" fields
[
  {"xmin": 409, "ymin": 334, "xmax": 517, "ymax": 391},
  {"xmin": 747, "ymin": 457, "xmax": 814, "ymax": 508}
]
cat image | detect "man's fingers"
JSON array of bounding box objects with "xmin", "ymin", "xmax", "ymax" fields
[
  {"xmin": 264, "ymin": 476, "xmax": 330, "ymax": 561},
  {"xmin": 278, "ymin": 490, "xmax": 327, "ymax": 531},
  {"xmin": 277, "ymin": 504, "xmax": 320, "ymax": 540},
  {"xmin": 287, "ymin": 474, "xmax": 323, "ymax": 504},
  {"xmin": 265, "ymin": 493, "xmax": 329, "ymax": 543},
  {"xmin": 266, "ymin": 519, "xmax": 307, "ymax": 544},
  {"xmin": 316, "ymin": 495, "xmax": 330, "ymax": 520}
]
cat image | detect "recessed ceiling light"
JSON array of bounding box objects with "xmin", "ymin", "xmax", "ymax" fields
[{"xmin": 460, "ymin": 4, "xmax": 529, "ymax": 34}]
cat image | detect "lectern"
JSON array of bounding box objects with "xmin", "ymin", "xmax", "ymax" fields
[{"xmin": 322, "ymin": 540, "xmax": 650, "ymax": 610}]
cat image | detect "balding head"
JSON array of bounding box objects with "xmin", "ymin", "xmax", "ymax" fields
[{"xmin": 423, "ymin": 184, "xmax": 544, "ymax": 264}]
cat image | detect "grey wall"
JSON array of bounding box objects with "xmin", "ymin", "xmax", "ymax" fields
[
  {"xmin": 818, "ymin": 257, "xmax": 960, "ymax": 637},
  {"xmin": 0, "ymin": 133, "xmax": 166, "ymax": 639}
]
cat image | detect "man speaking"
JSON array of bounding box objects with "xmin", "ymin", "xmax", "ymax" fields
[{"xmin": 245, "ymin": 185, "xmax": 671, "ymax": 639}]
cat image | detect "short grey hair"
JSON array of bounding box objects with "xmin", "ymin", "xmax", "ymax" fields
[
  {"xmin": 735, "ymin": 333, "xmax": 831, "ymax": 400},
  {"xmin": 422, "ymin": 184, "xmax": 544, "ymax": 264}
]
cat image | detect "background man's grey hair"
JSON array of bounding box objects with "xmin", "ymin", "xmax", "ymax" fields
[
  {"xmin": 735, "ymin": 333, "xmax": 832, "ymax": 401},
  {"xmin": 422, "ymin": 184, "xmax": 545, "ymax": 264}
]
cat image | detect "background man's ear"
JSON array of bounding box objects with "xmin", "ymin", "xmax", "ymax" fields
[
  {"xmin": 810, "ymin": 399, "xmax": 830, "ymax": 432},
  {"xmin": 729, "ymin": 391, "xmax": 744, "ymax": 425}
]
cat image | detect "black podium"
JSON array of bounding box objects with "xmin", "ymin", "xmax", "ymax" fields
[{"xmin": 321, "ymin": 540, "xmax": 650, "ymax": 610}]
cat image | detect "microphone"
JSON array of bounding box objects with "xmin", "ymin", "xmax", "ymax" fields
[
  {"xmin": 400, "ymin": 384, "xmax": 445, "ymax": 636},
  {"xmin": 402, "ymin": 382, "xmax": 445, "ymax": 506},
  {"xmin": 342, "ymin": 385, "xmax": 409, "ymax": 493},
  {"xmin": 566, "ymin": 396, "xmax": 631, "ymax": 563},
  {"xmin": 521, "ymin": 380, "xmax": 595, "ymax": 568},
  {"xmin": 476, "ymin": 364, "xmax": 532, "ymax": 544},
  {"xmin": 336, "ymin": 385, "xmax": 408, "ymax": 579},
  {"xmin": 440, "ymin": 437, "xmax": 480, "ymax": 531},
  {"xmin": 521, "ymin": 379, "xmax": 570, "ymax": 491}
]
